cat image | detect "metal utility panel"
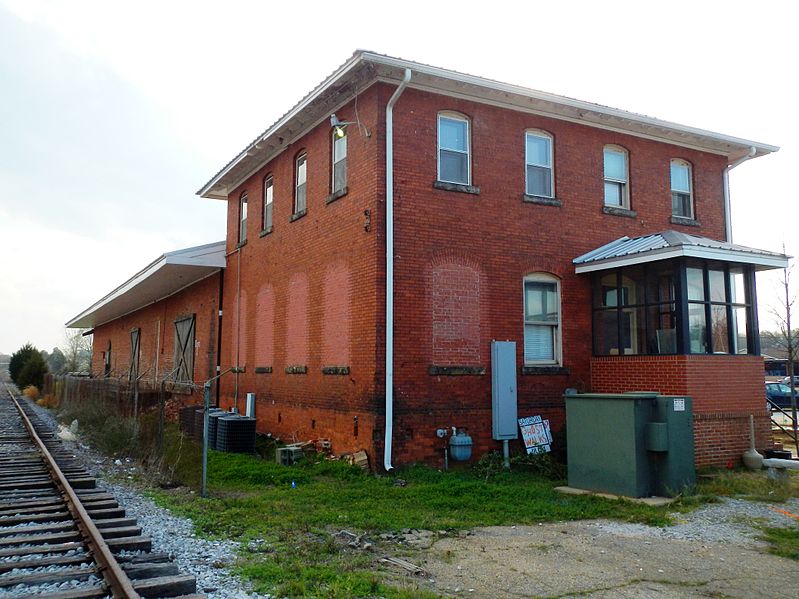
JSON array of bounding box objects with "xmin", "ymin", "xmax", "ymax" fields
[
  {"xmin": 491, "ymin": 341, "xmax": 518, "ymax": 440},
  {"xmin": 651, "ymin": 395, "xmax": 695, "ymax": 496}
]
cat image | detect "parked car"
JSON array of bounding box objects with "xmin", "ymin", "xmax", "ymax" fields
[
  {"xmin": 781, "ymin": 375, "xmax": 799, "ymax": 387},
  {"xmin": 766, "ymin": 382, "xmax": 795, "ymax": 410}
]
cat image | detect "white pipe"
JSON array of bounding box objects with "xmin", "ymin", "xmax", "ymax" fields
[
  {"xmin": 762, "ymin": 458, "xmax": 799, "ymax": 469},
  {"xmin": 723, "ymin": 146, "xmax": 756, "ymax": 242},
  {"xmin": 384, "ymin": 68, "xmax": 412, "ymax": 472}
]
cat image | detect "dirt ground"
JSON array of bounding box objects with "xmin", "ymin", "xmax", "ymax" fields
[{"xmin": 401, "ymin": 500, "xmax": 799, "ymax": 598}]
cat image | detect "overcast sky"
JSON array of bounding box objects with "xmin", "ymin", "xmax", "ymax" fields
[{"xmin": 0, "ymin": 0, "xmax": 796, "ymax": 355}]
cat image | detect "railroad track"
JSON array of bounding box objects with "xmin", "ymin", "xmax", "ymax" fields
[{"xmin": 0, "ymin": 383, "xmax": 202, "ymax": 598}]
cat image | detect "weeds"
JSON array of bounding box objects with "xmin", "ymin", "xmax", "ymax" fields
[{"xmin": 760, "ymin": 526, "xmax": 799, "ymax": 560}]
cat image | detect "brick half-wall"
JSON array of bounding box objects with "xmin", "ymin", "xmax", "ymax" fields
[{"xmin": 590, "ymin": 354, "xmax": 770, "ymax": 468}]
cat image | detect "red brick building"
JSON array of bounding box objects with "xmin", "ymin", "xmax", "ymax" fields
[{"xmin": 75, "ymin": 52, "xmax": 788, "ymax": 469}]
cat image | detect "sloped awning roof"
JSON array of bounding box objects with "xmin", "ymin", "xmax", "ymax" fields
[
  {"xmin": 198, "ymin": 50, "xmax": 778, "ymax": 200},
  {"xmin": 573, "ymin": 231, "xmax": 789, "ymax": 274},
  {"xmin": 66, "ymin": 241, "xmax": 226, "ymax": 328}
]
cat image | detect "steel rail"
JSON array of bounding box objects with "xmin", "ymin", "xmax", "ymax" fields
[{"xmin": 4, "ymin": 383, "xmax": 141, "ymax": 598}]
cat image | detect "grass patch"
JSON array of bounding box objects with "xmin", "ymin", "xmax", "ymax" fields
[
  {"xmin": 761, "ymin": 525, "xmax": 799, "ymax": 560},
  {"xmin": 696, "ymin": 469, "xmax": 799, "ymax": 502},
  {"xmin": 146, "ymin": 449, "xmax": 672, "ymax": 597}
]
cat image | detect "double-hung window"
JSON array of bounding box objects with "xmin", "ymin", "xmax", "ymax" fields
[
  {"xmin": 332, "ymin": 129, "xmax": 347, "ymax": 194},
  {"xmin": 437, "ymin": 113, "xmax": 470, "ymax": 185},
  {"xmin": 670, "ymin": 159, "xmax": 693, "ymax": 218},
  {"xmin": 238, "ymin": 192, "xmax": 248, "ymax": 244},
  {"xmin": 603, "ymin": 146, "xmax": 629, "ymax": 208},
  {"xmin": 262, "ymin": 176, "xmax": 273, "ymax": 231},
  {"xmin": 525, "ymin": 131, "xmax": 553, "ymax": 197},
  {"xmin": 523, "ymin": 275, "xmax": 561, "ymax": 364},
  {"xmin": 294, "ymin": 153, "xmax": 307, "ymax": 214}
]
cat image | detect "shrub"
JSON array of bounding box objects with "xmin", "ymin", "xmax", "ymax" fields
[{"xmin": 23, "ymin": 385, "xmax": 40, "ymax": 400}]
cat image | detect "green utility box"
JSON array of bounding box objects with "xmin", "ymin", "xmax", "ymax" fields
[{"xmin": 565, "ymin": 392, "xmax": 695, "ymax": 497}]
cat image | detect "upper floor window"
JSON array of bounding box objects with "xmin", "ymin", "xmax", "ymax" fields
[
  {"xmin": 262, "ymin": 176, "xmax": 273, "ymax": 231},
  {"xmin": 437, "ymin": 113, "xmax": 470, "ymax": 185},
  {"xmin": 294, "ymin": 153, "xmax": 307, "ymax": 214},
  {"xmin": 670, "ymin": 159, "xmax": 693, "ymax": 218},
  {"xmin": 332, "ymin": 128, "xmax": 347, "ymax": 194},
  {"xmin": 603, "ymin": 146, "xmax": 629, "ymax": 208},
  {"xmin": 238, "ymin": 192, "xmax": 248, "ymax": 244},
  {"xmin": 525, "ymin": 131, "xmax": 553, "ymax": 198},
  {"xmin": 523, "ymin": 274, "xmax": 561, "ymax": 365}
]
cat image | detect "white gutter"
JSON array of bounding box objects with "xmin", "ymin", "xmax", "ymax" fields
[
  {"xmin": 384, "ymin": 68, "xmax": 412, "ymax": 472},
  {"xmin": 723, "ymin": 146, "xmax": 756, "ymax": 242}
]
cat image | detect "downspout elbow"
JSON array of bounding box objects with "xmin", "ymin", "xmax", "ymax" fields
[{"xmin": 384, "ymin": 68, "xmax": 412, "ymax": 473}]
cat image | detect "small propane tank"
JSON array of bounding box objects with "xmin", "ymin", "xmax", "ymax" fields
[{"xmin": 449, "ymin": 428, "xmax": 473, "ymax": 461}]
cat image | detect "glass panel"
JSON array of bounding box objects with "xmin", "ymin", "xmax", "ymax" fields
[
  {"xmin": 440, "ymin": 150, "xmax": 468, "ymax": 184},
  {"xmin": 648, "ymin": 303, "xmax": 677, "ymax": 354},
  {"xmin": 598, "ymin": 273, "xmax": 619, "ymax": 307},
  {"xmin": 670, "ymin": 161, "xmax": 690, "ymax": 192},
  {"xmin": 333, "ymin": 160, "xmax": 347, "ymax": 193},
  {"xmin": 296, "ymin": 155, "xmax": 307, "ymax": 185},
  {"xmin": 686, "ymin": 267, "xmax": 704, "ymax": 301},
  {"xmin": 672, "ymin": 193, "xmax": 691, "ymax": 217},
  {"xmin": 729, "ymin": 266, "xmax": 746, "ymax": 304},
  {"xmin": 525, "ymin": 281, "xmax": 558, "ymax": 322},
  {"xmin": 732, "ymin": 306, "xmax": 749, "ymax": 354},
  {"xmin": 708, "ymin": 268, "xmax": 726, "ymax": 302},
  {"xmin": 604, "ymin": 181, "xmax": 622, "ymax": 206},
  {"xmin": 263, "ymin": 180, "xmax": 273, "ymax": 229},
  {"xmin": 604, "ymin": 148, "xmax": 626, "ymax": 180},
  {"xmin": 526, "ymin": 134, "xmax": 550, "ymax": 166},
  {"xmin": 439, "ymin": 117, "xmax": 467, "ymax": 151},
  {"xmin": 594, "ymin": 309, "xmax": 619, "ymax": 355},
  {"xmin": 333, "ymin": 134, "xmax": 347, "ymax": 161},
  {"xmin": 646, "ymin": 264, "xmax": 675, "ymax": 304},
  {"xmin": 524, "ymin": 324, "xmax": 554, "ymax": 361},
  {"xmin": 239, "ymin": 195, "xmax": 248, "ymax": 243},
  {"xmin": 526, "ymin": 165, "xmax": 552, "ymax": 197},
  {"xmin": 710, "ymin": 304, "xmax": 729, "ymax": 353},
  {"xmin": 295, "ymin": 183, "xmax": 306, "ymax": 212},
  {"xmin": 688, "ymin": 303, "xmax": 707, "ymax": 353},
  {"xmin": 621, "ymin": 268, "xmax": 645, "ymax": 306},
  {"xmin": 264, "ymin": 202, "xmax": 273, "ymax": 229}
]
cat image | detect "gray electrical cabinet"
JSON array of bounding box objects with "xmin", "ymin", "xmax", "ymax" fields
[{"xmin": 491, "ymin": 341, "xmax": 518, "ymax": 440}]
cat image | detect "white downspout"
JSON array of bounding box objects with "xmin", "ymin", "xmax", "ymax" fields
[
  {"xmin": 723, "ymin": 146, "xmax": 756, "ymax": 242},
  {"xmin": 384, "ymin": 68, "xmax": 412, "ymax": 472}
]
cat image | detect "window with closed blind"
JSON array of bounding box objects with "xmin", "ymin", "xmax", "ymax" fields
[{"xmin": 523, "ymin": 274, "xmax": 561, "ymax": 364}]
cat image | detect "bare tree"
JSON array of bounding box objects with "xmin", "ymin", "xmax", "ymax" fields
[
  {"xmin": 767, "ymin": 254, "xmax": 798, "ymax": 450},
  {"xmin": 62, "ymin": 328, "xmax": 92, "ymax": 373}
]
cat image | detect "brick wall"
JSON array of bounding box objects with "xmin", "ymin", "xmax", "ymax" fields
[
  {"xmin": 591, "ymin": 354, "xmax": 771, "ymax": 467},
  {"xmin": 90, "ymin": 271, "xmax": 222, "ymax": 391}
]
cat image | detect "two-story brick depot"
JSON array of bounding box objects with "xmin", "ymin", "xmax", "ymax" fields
[{"xmin": 68, "ymin": 51, "xmax": 789, "ymax": 471}]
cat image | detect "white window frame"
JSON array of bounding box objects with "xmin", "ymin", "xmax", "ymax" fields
[
  {"xmin": 670, "ymin": 159, "xmax": 694, "ymax": 219},
  {"xmin": 525, "ymin": 130, "xmax": 554, "ymax": 198},
  {"xmin": 294, "ymin": 153, "xmax": 307, "ymax": 214},
  {"xmin": 239, "ymin": 192, "xmax": 248, "ymax": 244},
  {"xmin": 437, "ymin": 112, "xmax": 471, "ymax": 185},
  {"xmin": 523, "ymin": 273, "xmax": 562, "ymax": 365},
  {"xmin": 603, "ymin": 145, "xmax": 629, "ymax": 208},
  {"xmin": 263, "ymin": 175, "xmax": 273, "ymax": 231},
  {"xmin": 331, "ymin": 129, "xmax": 347, "ymax": 194}
]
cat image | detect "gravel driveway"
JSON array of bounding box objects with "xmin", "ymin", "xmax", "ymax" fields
[{"xmin": 419, "ymin": 498, "xmax": 799, "ymax": 598}]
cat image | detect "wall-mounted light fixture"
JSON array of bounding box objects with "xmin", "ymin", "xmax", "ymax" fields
[{"xmin": 330, "ymin": 113, "xmax": 369, "ymax": 138}]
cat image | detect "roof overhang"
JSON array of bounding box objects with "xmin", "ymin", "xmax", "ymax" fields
[
  {"xmin": 66, "ymin": 241, "xmax": 226, "ymax": 329},
  {"xmin": 574, "ymin": 232, "xmax": 790, "ymax": 274},
  {"xmin": 198, "ymin": 50, "xmax": 779, "ymax": 201}
]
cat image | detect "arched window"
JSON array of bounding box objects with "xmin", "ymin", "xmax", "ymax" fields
[
  {"xmin": 238, "ymin": 192, "xmax": 248, "ymax": 244},
  {"xmin": 525, "ymin": 130, "xmax": 554, "ymax": 198},
  {"xmin": 294, "ymin": 152, "xmax": 307, "ymax": 215},
  {"xmin": 603, "ymin": 145, "xmax": 629, "ymax": 208},
  {"xmin": 437, "ymin": 112, "xmax": 470, "ymax": 185},
  {"xmin": 262, "ymin": 175, "xmax": 273, "ymax": 232},
  {"xmin": 670, "ymin": 159, "xmax": 693, "ymax": 219},
  {"xmin": 523, "ymin": 273, "xmax": 561, "ymax": 364},
  {"xmin": 331, "ymin": 127, "xmax": 347, "ymax": 194}
]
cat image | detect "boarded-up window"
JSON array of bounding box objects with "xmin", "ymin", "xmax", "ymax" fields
[
  {"xmin": 128, "ymin": 328, "xmax": 141, "ymax": 381},
  {"xmin": 173, "ymin": 315, "xmax": 196, "ymax": 383}
]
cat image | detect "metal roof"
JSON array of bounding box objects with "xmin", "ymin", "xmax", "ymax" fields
[
  {"xmin": 573, "ymin": 231, "xmax": 790, "ymax": 274},
  {"xmin": 198, "ymin": 50, "xmax": 778, "ymax": 201},
  {"xmin": 66, "ymin": 241, "xmax": 226, "ymax": 329}
]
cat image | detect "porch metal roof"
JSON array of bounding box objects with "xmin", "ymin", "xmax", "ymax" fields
[
  {"xmin": 573, "ymin": 231, "xmax": 789, "ymax": 273},
  {"xmin": 66, "ymin": 241, "xmax": 226, "ymax": 329}
]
